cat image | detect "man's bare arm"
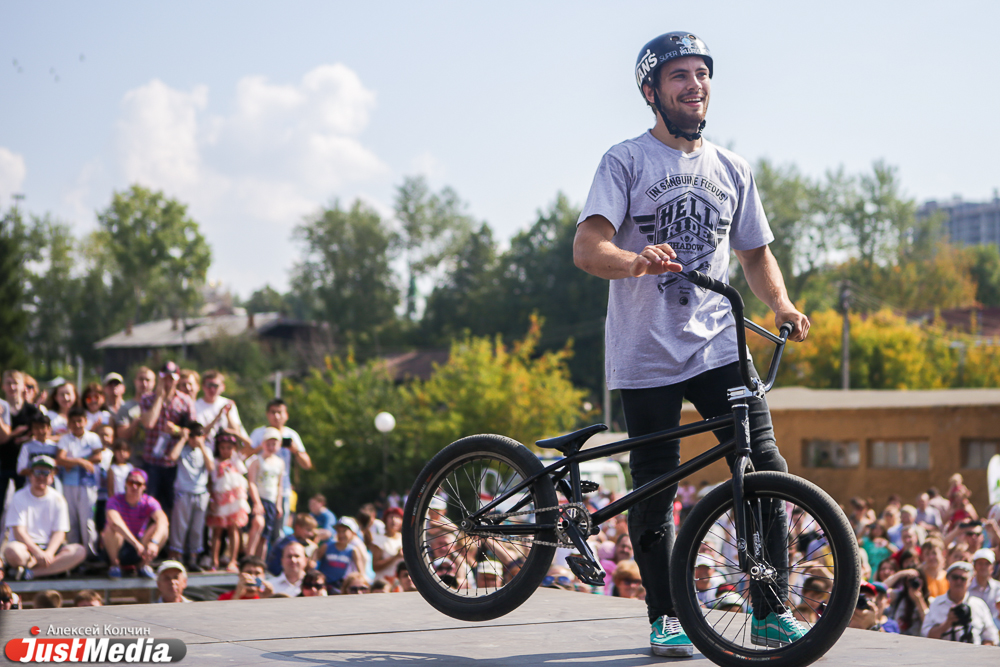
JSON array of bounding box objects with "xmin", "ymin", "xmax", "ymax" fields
[
  {"xmin": 573, "ymin": 215, "xmax": 682, "ymax": 280},
  {"xmin": 734, "ymin": 245, "xmax": 810, "ymax": 342}
]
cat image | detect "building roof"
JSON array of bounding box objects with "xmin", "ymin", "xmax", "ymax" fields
[
  {"xmin": 94, "ymin": 312, "xmax": 284, "ymax": 349},
  {"xmin": 377, "ymin": 349, "xmax": 451, "ymax": 381},
  {"xmin": 748, "ymin": 386, "xmax": 1000, "ymax": 411}
]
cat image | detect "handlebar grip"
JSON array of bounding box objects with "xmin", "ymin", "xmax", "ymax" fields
[
  {"xmin": 779, "ymin": 322, "xmax": 794, "ymax": 340},
  {"xmin": 680, "ymin": 270, "xmax": 727, "ymax": 294}
]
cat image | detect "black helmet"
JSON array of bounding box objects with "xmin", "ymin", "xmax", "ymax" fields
[
  {"xmin": 635, "ymin": 32, "xmax": 713, "ymax": 96},
  {"xmin": 634, "ymin": 32, "xmax": 713, "ymax": 141}
]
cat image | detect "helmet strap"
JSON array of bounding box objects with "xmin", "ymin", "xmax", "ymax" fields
[{"xmin": 652, "ymin": 87, "xmax": 705, "ymax": 142}]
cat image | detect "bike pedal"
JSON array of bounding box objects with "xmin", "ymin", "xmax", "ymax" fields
[
  {"xmin": 580, "ymin": 481, "xmax": 600, "ymax": 494},
  {"xmin": 566, "ymin": 555, "xmax": 606, "ymax": 586}
]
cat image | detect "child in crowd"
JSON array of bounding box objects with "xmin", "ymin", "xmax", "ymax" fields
[
  {"xmin": 315, "ymin": 516, "xmax": 364, "ymax": 594},
  {"xmin": 16, "ymin": 413, "xmax": 59, "ymax": 480},
  {"xmin": 55, "ymin": 407, "xmax": 103, "ymax": 559},
  {"xmin": 206, "ymin": 432, "xmax": 251, "ymax": 572},
  {"xmin": 107, "ymin": 440, "xmax": 134, "ymax": 497},
  {"xmin": 165, "ymin": 420, "xmax": 214, "ymax": 571},
  {"xmin": 81, "ymin": 383, "xmax": 111, "ymax": 432},
  {"xmin": 47, "ymin": 382, "xmax": 77, "ymax": 439},
  {"xmin": 247, "ymin": 428, "xmax": 285, "ymax": 558},
  {"xmin": 94, "ymin": 423, "xmax": 115, "ymax": 535}
]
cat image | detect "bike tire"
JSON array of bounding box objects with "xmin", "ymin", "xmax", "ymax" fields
[
  {"xmin": 402, "ymin": 434, "xmax": 558, "ymax": 621},
  {"xmin": 670, "ymin": 472, "xmax": 859, "ymax": 667}
]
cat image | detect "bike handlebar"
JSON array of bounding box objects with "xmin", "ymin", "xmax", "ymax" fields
[{"xmin": 678, "ymin": 270, "xmax": 792, "ymax": 393}]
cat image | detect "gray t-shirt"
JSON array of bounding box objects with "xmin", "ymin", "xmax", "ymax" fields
[
  {"xmin": 175, "ymin": 444, "xmax": 213, "ymax": 495},
  {"xmin": 579, "ymin": 132, "xmax": 773, "ymax": 390}
]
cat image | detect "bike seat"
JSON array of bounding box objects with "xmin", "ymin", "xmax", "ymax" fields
[{"xmin": 536, "ymin": 424, "xmax": 608, "ymax": 455}]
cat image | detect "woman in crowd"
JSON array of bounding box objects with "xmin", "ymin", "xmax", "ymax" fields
[{"xmin": 46, "ymin": 382, "xmax": 77, "ymax": 438}]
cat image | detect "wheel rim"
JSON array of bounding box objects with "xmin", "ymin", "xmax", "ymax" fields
[
  {"xmin": 413, "ymin": 453, "xmax": 549, "ymax": 601},
  {"xmin": 683, "ymin": 489, "xmax": 848, "ymax": 656}
]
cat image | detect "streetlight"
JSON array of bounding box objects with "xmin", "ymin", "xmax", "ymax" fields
[{"xmin": 374, "ymin": 412, "xmax": 396, "ymax": 498}]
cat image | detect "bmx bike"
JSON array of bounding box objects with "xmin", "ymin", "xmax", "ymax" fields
[{"xmin": 402, "ymin": 270, "xmax": 860, "ymax": 667}]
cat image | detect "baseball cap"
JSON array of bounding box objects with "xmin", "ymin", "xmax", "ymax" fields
[
  {"xmin": 103, "ymin": 372, "xmax": 124, "ymax": 385},
  {"xmin": 947, "ymin": 561, "xmax": 974, "ymax": 576},
  {"xmin": 712, "ymin": 592, "xmax": 745, "ymax": 610},
  {"xmin": 384, "ymin": 507, "xmax": 404, "ymax": 520},
  {"xmin": 156, "ymin": 560, "xmax": 186, "ymax": 576},
  {"xmin": 261, "ymin": 427, "xmax": 283, "ymax": 443},
  {"xmin": 429, "ymin": 497, "xmax": 448, "ymax": 510},
  {"xmin": 695, "ymin": 555, "xmax": 716, "ymax": 568},
  {"xmin": 30, "ymin": 455, "xmax": 56, "ymax": 469},
  {"xmin": 336, "ymin": 516, "xmax": 360, "ymax": 534},
  {"xmin": 477, "ymin": 560, "xmax": 504, "ymax": 577},
  {"xmin": 972, "ymin": 548, "xmax": 996, "ymax": 565}
]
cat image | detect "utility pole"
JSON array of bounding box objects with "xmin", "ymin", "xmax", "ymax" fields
[{"xmin": 840, "ymin": 281, "xmax": 851, "ymax": 391}]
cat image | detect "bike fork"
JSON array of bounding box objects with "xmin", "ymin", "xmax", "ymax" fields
[{"xmin": 729, "ymin": 400, "xmax": 758, "ymax": 573}]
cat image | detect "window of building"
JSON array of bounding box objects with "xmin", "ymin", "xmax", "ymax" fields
[
  {"xmin": 803, "ymin": 440, "xmax": 860, "ymax": 468},
  {"xmin": 870, "ymin": 440, "xmax": 930, "ymax": 469},
  {"xmin": 963, "ymin": 439, "xmax": 999, "ymax": 469}
]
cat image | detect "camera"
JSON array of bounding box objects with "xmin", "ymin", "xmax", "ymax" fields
[
  {"xmin": 952, "ymin": 602, "xmax": 972, "ymax": 626},
  {"xmin": 908, "ymin": 577, "xmax": 922, "ymax": 590},
  {"xmin": 856, "ymin": 593, "xmax": 871, "ymax": 610}
]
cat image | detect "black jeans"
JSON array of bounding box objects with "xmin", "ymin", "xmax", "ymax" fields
[{"xmin": 620, "ymin": 361, "xmax": 788, "ymax": 623}]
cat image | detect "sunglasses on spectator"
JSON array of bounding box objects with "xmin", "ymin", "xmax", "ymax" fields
[
  {"xmin": 302, "ymin": 582, "xmax": 324, "ymax": 590},
  {"xmin": 543, "ymin": 575, "xmax": 573, "ymax": 587},
  {"xmin": 348, "ymin": 586, "xmax": 369, "ymax": 593},
  {"xmin": 127, "ymin": 479, "xmax": 145, "ymax": 487},
  {"xmin": 205, "ymin": 382, "xmax": 221, "ymax": 389},
  {"xmin": 31, "ymin": 468, "xmax": 51, "ymax": 477},
  {"xmin": 618, "ymin": 578, "xmax": 643, "ymax": 586},
  {"xmin": 965, "ymin": 531, "xmax": 982, "ymax": 537},
  {"xmin": 948, "ymin": 574, "xmax": 969, "ymax": 582}
]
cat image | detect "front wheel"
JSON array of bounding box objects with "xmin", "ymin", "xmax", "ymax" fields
[
  {"xmin": 402, "ymin": 434, "xmax": 558, "ymax": 621},
  {"xmin": 670, "ymin": 472, "xmax": 859, "ymax": 667}
]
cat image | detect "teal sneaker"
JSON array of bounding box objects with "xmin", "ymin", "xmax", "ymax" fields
[
  {"xmin": 750, "ymin": 611, "xmax": 807, "ymax": 647},
  {"xmin": 650, "ymin": 616, "xmax": 693, "ymax": 658}
]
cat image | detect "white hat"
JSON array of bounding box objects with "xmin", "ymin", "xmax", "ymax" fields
[
  {"xmin": 336, "ymin": 516, "xmax": 360, "ymax": 534},
  {"xmin": 712, "ymin": 592, "xmax": 745, "ymax": 610},
  {"xmin": 477, "ymin": 560, "xmax": 504, "ymax": 577},
  {"xmin": 429, "ymin": 496, "xmax": 448, "ymax": 510},
  {"xmin": 261, "ymin": 427, "xmax": 283, "ymax": 442},
  {"xmin": 156, "ymin": 560, "xmax": 186, "ymax": 576},
  {"xmin": 695, "ymin": 555, "xmax": 716, "ymax": 569},
  {"xmin": 946, "ymin": 561, "xmax": 973, "ymax": 576},
  {"xmin": 972, "ymin": 548, "xmax": 996, "ymax": 565}
]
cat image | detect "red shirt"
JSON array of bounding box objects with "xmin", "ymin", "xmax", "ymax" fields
[{"xmin": 217, "ymin": 590, "xmax": 260, "ymax": 600}]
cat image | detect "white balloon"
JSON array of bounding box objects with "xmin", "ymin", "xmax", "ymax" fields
[{"xmin": 374, "ymin": 411, "xmax": 396, "ymax": 433}]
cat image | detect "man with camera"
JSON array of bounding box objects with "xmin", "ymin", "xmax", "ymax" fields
[{"xmin": 922, "ymin": 561, "xmax": 997, "ymax": 645}]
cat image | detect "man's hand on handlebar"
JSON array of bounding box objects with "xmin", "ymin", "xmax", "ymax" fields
[
  {"xmin": 629, "ymin": 243, "xmax": 683, "ymax": 278},
  {"xmin": 775, "ymin": 306, "xmax": 810, "ymax": 343}
]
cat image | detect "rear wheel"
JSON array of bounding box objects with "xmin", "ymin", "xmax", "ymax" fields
[
  {"xmin": 670, "ymin": 472, "xmax": 859, "ymax": 667},
  {"xmin": 402, "ymin": 434, "xmax": 558, "ymax": 621}
]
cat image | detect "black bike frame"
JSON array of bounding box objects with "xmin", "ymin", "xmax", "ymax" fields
[{"xmin": 467, "ymin": 270, "xmax": 792, "ymax": 573}]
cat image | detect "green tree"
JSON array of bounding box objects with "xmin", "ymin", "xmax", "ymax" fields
[
  {"xmin": 394, "ymin": 176, "xmax": 475, "ymax": 320},
  {"xmin": 407, "ymin": 316, "xmax": 586, "ymax": 448},
  {"xmin": 243, "ymin": 285, "xmax": 290, "ymax": 315},
  {"xmin": 0, "ymin": 208, "xmax": 30, "ymax": 370},
  {"xmin": 93, "ymin": 185, "xmax": 211, "ymax": 326},
  {"xmin": 23, "ymin": 216, "xmax": 79, "ymax": 375},
  {"xmin": 289, "ymin": 200, "xmax": 399, "ymax": 347},
  {"xmin": 967, "ymin": 243, "xmax": 1000, "ymax": 307}
]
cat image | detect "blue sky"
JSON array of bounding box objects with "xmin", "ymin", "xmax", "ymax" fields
[{"xmin": 2, "ymin": 1, "xmax": 999, "ymax": 296}]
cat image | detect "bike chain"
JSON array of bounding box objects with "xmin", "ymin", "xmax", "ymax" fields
[{"xmin": 463, "ymin": 502, "xmax": 591, "ymax": 549}]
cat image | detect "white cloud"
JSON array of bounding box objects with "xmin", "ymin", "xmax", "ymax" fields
[
  {"xmin": 0, "ymin": 147, "xmax": 27, "ymax": 203},
  {"xmin": 106, "ymin": 64, "xmax": 389, "ymax": 293}
]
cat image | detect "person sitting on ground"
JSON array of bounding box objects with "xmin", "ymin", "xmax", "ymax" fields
[
  {"xmin": 299, "ymin": 569, "xmax": 328, "ymax": 597},
  {"xmin": 339, "ymin": 571, "xmax": 369, "ymax": 595},
  {"xmin": 103, "ymin": 469, "xmax": 169, "ymax": 578},
  {"xmin": 922, "ymin": 561, "xmax": 997, "ymax": 645},
  {"xmin": 315, "ymin": 516, "xmax": 365, "ymax": 593},
  {"xmin": 309, "ymin": 494, "xmax": 337, "ymax": 542},
  {"xmin": 74, "ymin": 590, "xmax": 103, "ymax": 607},
  {"xmin": 611, "ymin": 560, "xmax": 644, "ymax": 600},
  {"xmin": 370, "ymin": 507, "xmax": 404, "ymax": 583},
  {"xmin": 33, "ymin": 590, "xmax": 62, "ymax": 609},
  {"xmin": 2, "ymin": 455, "xmax": 86, "ymax": 580},
  {"xmin": 266, "ymin": 513, "xmax": 319, "ymax": 576},
  {"xmin": 0, "ymin": 582, "xmax": 20, "ymax": 610},
  {"xmin": 155, "ymin": 560, "xmax": 191, "ymax": 603},
  {"xmin": 968, "ymin": 548, "xmax": 1000, "ymax": 630},
  {"xmin": 392, "ymin": 561, "xmax": 416, "ymax": 593},
  {"xmin": 267, "ymin": 540, "xmax": 307, "ymax": 597},
  {"xmin": 218, "ymin": 556, "xmax": 274, "ymax": 600}
]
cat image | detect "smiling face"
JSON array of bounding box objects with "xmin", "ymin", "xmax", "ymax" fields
[
  {"xmin": 643, "ymin": 55, "xmax": 711, "ymax": 132},
  {"xmin": 55, "ymin": 385, "xmax": 76, "ymax": 412}
]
